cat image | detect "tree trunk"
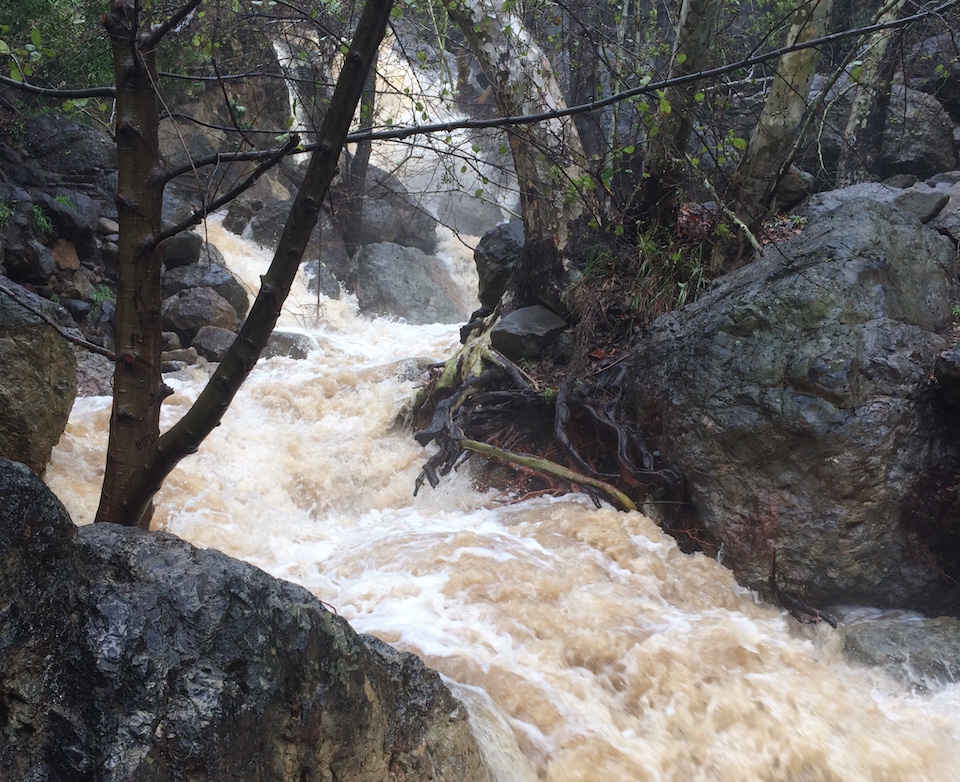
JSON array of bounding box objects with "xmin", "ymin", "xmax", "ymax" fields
[
  {"xmin": 719, "ymin": 0, "xmax": 833, "ymax": 262},
  {"xmin": 95, "ymin": 2, "xmax": 169, "ymax": 528},
  {"xmin": 447, "ymin": 0, "xmax": 590, "ymax": 246},
  {"xmin": 836, "ymin": 0, "xmax": 906, "ymax": 186},
  {"xmin": 95, "ymin": 0, "xmax": 395, "ymax": 527},
  {"xmin": 342, "ymin": 47, "xmax": 379, "ymax": 256},
  {"xmin": 635, "ymin": 0, "xmax": 721, "ymax": 226}
]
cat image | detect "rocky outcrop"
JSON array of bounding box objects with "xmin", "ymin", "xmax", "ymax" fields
[
  {"xmin": 0, "ymin": 282, "xmax": 77, "ymax": 475},
  {"xmin": 351, "ymin": 242, "xmax": 468, "ymax": 325},
  {"xmin": 162, "ymin": 261, "xmax": 250, "ymax": 320},
  {"xmin": 333, "ymin": 164, "xmax": 439, "ymax": 255},
  {"xmin": 627, "ymin": 198, "xmax": 960, "ymax": 612},
  {"xmin": 0, "ymin": 458, "xmax": 489, "ymax": 782},
  {"xmin": 795, "ymin": 78, "xmax": 957, "ymax": 185}
]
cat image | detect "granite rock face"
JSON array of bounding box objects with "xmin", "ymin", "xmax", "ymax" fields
[{"xmin": 0, "ymin": 458, "xmax": 489, "ymax": 782}]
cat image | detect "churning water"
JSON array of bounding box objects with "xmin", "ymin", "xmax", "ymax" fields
[{"xmin": 44, "ymin": 217, "xmax": 960, "ymax": 781}]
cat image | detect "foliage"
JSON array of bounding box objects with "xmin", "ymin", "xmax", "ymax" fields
[
  {"xmin": 0, "ymin": 0, "xmax": 113, "ymax": 88},
  {"xmin": 567, "ymin": 221, "xmax": 710, "ymax": 366},
  {"xmin": 54, "ymin": 193, "xmax": 74, "ymax": 209},
  {"xmin": 89, "ymin": 282, "xmax": 114, "ymax": 322},
  {"xmin": 29, "ymin": 204, "xmax": 52, "ymax": 234},
  {"xmin": 0, "ymin": 200, "xmax": 14, "ymax": 227}
]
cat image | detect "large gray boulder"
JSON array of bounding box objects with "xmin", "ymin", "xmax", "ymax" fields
[
  {"xmin": 627, "ymin": 199, "xmax": 960, "ymax": 611},
  {"xmin": 0, "ymin": 458, "xmax": 489, "ymax": 782},
  {"xmin": 351, "ymin": 242, "xmax": 468, "ymax": 325},
  {"xmin": 795, "ymin": 79, "xmax": 957, "ymax": 184},
  {"xmin": 162, "ymin": 261, "xmax": 250, "ymax": 319},
  {"xmin": 474, "ymin": 221, "xmax": 523, "ymax": 309},
  {"xmin": 0, "ymin": 282, "xmax": 77, "ymax": 475},
  {"xmin": 161, "ymin": 287, "xmax": 239, "ymax": 346}
]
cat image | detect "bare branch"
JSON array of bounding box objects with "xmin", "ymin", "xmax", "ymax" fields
[
  {"xmin": 151, "ymin": 133, "xmax": 301, "ymax": 246},
  {"xmin": 0, "ymin": 74, "xmax": 115, "ymax": 99},
  {"xmin": 142, "ymin": 0, "xmax": 206, "ymax": 51}
]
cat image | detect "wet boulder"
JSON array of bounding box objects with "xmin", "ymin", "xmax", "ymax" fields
[
  {"xmin": 161, "ymin": 286, "xmax": 238, "ymax": 346},
  {"xmin": 474, "ymin": 220, "xmax": 523, "ymax": 308},
  {"xmin": 490, "ymin": 305, "xmax": 567, "ymax": 360},
  {"xmin": 264, "ymin": 330, "xmax": 319, "ymax": 360},
  {"xmin": 0, "ymin": 457, "xmax": 489, "ymax": 782},
  {"xmin": 192, "ymin": 325, "xmax": 237, "ymax": 362},
  {"xmin": 627, "ymin": 199, "xmax": 960, "ymax": 612},
  {"xmin": 162, "ymin": 261, "xmax": 250, "ymax": 319},
  {"xmin": 0, "ymin": 282, "xmax": 77, "ymax": 475},
  {"xmin": 332, "ymin": 164, "xmax": 439, "ymax": 254},
  {"xmin": 838, "ymin": 608, "xmax": 960, "ymax": 690},
  {"xmin": 351, "ymin": 242, "xmax": 468, "ymax": 325},
  {"xmin": 159, "ymin": 229, "xmax": 204, "ymax": 269}
]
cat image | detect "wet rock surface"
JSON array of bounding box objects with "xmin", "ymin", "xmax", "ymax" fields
[
  {"xmin": 0, "ymin": 282, "xmax": 77, "ymax": 475},
  {"xmin": 351, "ymin": 242, "xmax": 468, "ymax": 324},
  {"xmin": 0, "ymin": 458, "xmax": 489, "ymax": 782},
  {"xmin": 837, "ymin": 608, "xmax": 960, "ymax": 689},
  {"xmin": 627, "ymin": 199, "xmax": 960, "ymax": 611}
]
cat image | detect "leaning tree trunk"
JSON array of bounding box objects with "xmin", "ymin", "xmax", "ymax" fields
[
  {"xmin": 718, "ymin": 0, "xmax": 833, "ymax": 265},
  {"xmin": 635, "ymin": 0, "xmax": 721, "ymax": 226},
  {"xmin": 447, "ymin": 0, "xmax": 590, "ymax": 247},
  {"xmin": 95, "ymin": 1, "xmax": 191, "ymax": 527},
  {"xmin": 448, "ymin": 0, "xmax": 592, "ymax": 313},
  {"xmin": 96, "ymin": 0, "xmax": 395, "ymax": 527},
  {"xmin": 835, "ymin": 0, "xmax": 906, "ymax": 186}
]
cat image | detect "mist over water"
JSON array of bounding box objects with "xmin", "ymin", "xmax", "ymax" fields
[{"xmin": 45, "ymin": 217, "xmax": 960, "ymax": 781}]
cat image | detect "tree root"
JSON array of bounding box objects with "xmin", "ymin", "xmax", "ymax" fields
[
  {"xmin": 412, "ymin": 314, "xmax": 679, "ymax": 514},
  {"xmin": 769, "ymin": 551, "xmax": 838, "ymax": 628}
]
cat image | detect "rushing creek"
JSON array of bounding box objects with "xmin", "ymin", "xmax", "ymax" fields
[{"xmin": 45, "ymin": 217, "xmax": 960, "ymax": 781}]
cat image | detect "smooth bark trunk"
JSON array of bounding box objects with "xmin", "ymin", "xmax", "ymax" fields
[
  {"xmin": 721, "ymin": 0, "xmax": 833, "ymax": 254},
  {"xmin": 836, "ymin": 0, "xmax": 906, "ymax": 186}
]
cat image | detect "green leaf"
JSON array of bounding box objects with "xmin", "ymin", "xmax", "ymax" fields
[
  {"xmin": 623, "ymin": 144, "xmax": 635, "ymax": 155},
  {"xmin": 694, "ymin": 91, "xmax": 705, "ymax": 102},
  {"xmin": 659, "ymin": 95, "xmax": 671, "ymax": 115},
  {"xmin": 30, "ymin": 27, "xmax": 41, "ymax": 48},
  {"xmin": 9, "ymin": 62, "xmax": 22, "ymax": 82},
  {"xmin": 0, "ymin": 40, "xmax": 9, "ymax": 55},
  {"xmin": 675, "ymin": 53, "xmax": 687, "ymax": 65},
  {"xmin": 731, "ymin": 136, "xmax": 747, "ymax": 152},
  {"xmin": 849, "ymin": 65, "xmax": 862, "ymax": 82}
]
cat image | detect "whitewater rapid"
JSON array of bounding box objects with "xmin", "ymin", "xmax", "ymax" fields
[{"xmin": 45, "ymin": 218, "xmax": 960, "ymax": 781}]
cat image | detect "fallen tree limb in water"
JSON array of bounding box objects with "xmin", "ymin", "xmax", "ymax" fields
[
  {"xmin": 459, "ymin": 438, "xmax": 637, "ymax": 511},
  {"xmin": 411, "ymin": 313, "xmax": 680, "ymax": 514}
]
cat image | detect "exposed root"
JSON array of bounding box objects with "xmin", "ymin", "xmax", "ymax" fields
[
  {"xmin": 769, "ymin": 551, "xmax": 838, "ymax": 628},
  {"xmin": 412, "ymin": 315, "xmax": 683, "ymax": 516}
]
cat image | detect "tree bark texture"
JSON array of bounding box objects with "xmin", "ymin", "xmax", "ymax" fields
[
  {"xmin": 107, "ymin": 0, "xmax": 396, "ymax": 526},
  {"xmin": 836, "ymin": 0, "xmax": 906, "ymax": 186},
  {"xmin": 447, "ymin": 0, "xmax": 589, "ymax": 246},
  {"xmin": 95, "ymin": 2, "xmax": 168, "ymax": 527},
  {"xmin": 723, "ymin": 0, "xmax": 833, "ymax": 236},
  {"xmin": 636, "ymin": 0, "xmax": 721, "ymax": 225}
]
